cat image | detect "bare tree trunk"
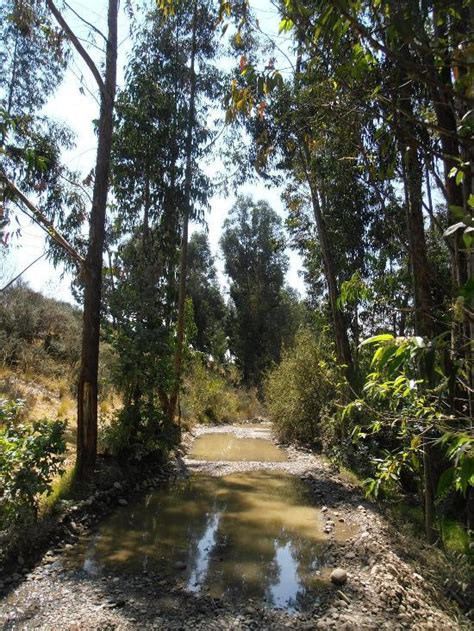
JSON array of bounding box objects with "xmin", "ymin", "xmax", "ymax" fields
[
  {"xmin": 430, "ymin": 9, "xmax": 472, "ymax": 417},
  {"xmin": 391, "ymin": 45, "xmax": 438, "ymax": 541},
  {"xmin": 168, "ymin": 0, "xmax": 197, "ymax": 425},
  {"xmin": 299, "ymin": 143, "xmax": 355, "ymax": 386},
  {"xmin": 401, "ymin": 149, "xmax": 433, "ymax": 339},
  {"xmin": 54, "ymin": 0, "xmax": 118, "ymax": 479}
]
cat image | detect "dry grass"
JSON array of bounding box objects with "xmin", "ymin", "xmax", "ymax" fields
[{"xmin": 0, "ymin": 367, "xmax": 121, "ymax": 456}]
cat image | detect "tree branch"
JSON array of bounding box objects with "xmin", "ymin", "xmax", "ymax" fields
[
  {"xmin": 0, "ymin": 252, "xmax": 46, "ymax": 292},
  {"xmin": 1, "ymin": 173, "xmax": 84, "ymax": 267},
  {"xmin": 46, "ymin": 0, "xmax": 106, "ymax": 99},
  {"xmin": 63, "ymin": 0, "xmax": 107, "ymax": 43}
]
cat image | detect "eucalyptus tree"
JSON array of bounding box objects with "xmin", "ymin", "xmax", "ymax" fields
[
  {"xmin": 0, "ymin": 0, "xmax": 85, "ymax": 264},
  {"xmin": 186, "ymin": 232, "xmax": 228, "ymax": 361},
  {"xmin": 275, "ymin": 0, "xmax": 472, "ymax": 541},
  {"xmin": 45, "ymin": 0, "xmax": 118, "ymax": 479},
  {"xmin": 220, "ymin": 196, "xmax": 290, "ymax": 387},
  {"xmin": 109, "ymin": 1, "xmax": 220, "ymax": 435},
  {"xmin": 0, "ymin": 0, "xmax": 116, "ymax": 479}
]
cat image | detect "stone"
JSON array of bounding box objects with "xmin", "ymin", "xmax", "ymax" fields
[
  {"xmin": 113, "ymin": 482, "xmax": 123, "ymax": 490},
  {"xmin": 330, "ymin": 568, "xmax": 348, "ymax": 586},
  {"xmin": 174, "ymin": 561, "xmax": 187, "ymax": 570},
  {"xmin": 118, "ymin": 498, "xmax": 128, "ymax": 506},
  {"xmin": 17, "ymin": 556, "xmax": 24, "ymax": 566}
]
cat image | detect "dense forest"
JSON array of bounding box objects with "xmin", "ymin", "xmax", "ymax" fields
[{"xmin": 0, "ymin": 0, "xmax": 472, "ymax": 624}]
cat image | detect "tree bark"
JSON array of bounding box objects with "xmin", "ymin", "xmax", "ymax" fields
[
  {"xmin": 73, "ymin": 0, "xmax": 118, "ymax": 479},
  {"xmin": 400, "ymin": 140, "xmax": 433, "ymax": 339}
]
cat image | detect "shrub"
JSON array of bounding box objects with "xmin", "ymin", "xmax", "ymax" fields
[
  {"xmin": 0, "ymin": 399, "xmax": 66, "ymax": 529},
  {"xmin": 0, "ymin": 282, "xmax": 81, "ymax": 379},
  {"xmin": 181, "ymin": 355, "xmax": 263, "ymax": 426},
  {"xmin": 265, "ymin": 327, "xmax": 345, "ymax": 446},
  {"xmin": 98, "ymin": 404, "xmax": 177, "ymax": 463}
]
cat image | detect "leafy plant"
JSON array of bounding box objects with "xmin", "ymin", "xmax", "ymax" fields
[
  {"xmin": 0, "ymin": 399, "xmax": 66, "ymax": 528},
  {"xmin": 345, "ymin": 335, "xmax": 473, "ymax": 514},
  {"xmin": 181, "ymin": 354, "xmax": 262, "ymax": 426},
  {"xmin": 266, "ymin": 327, "xmax": 346, "ymax": 446}
]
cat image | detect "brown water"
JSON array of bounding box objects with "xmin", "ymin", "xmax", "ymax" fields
[
  {"xmin": 64, "ymin": 433, "xmax": 354, "ymax": 611},
  {"xmin": 189, "ymin": 432, "xmax": 288, "ymax": 462}
]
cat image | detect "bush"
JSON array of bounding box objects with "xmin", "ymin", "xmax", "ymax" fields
[
  {"xmin": 265, "ymin": 327, "xmax": 345, "ymax": 446},
  {"xmin": 0, "ymin": 399, "xmax": 66, "ymax": 529},
  {"xmin": 181, "ymin": 355, "xmax": 263, "ymax": 426},
  {"xmin": 98, "ymin": 404, "xmax": 178, "ymax": 463},
  {"xmin": 0, "ymin": 282, "xmax": 82, "ymax": 379}
]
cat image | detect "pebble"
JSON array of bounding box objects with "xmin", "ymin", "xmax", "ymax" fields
[
  {"xmin": 330, "ymin": 568, "xmax": 348, "ymax": 585},
  {"xmin": 118, "ymin": 498, "xmax": 128, "ymax": 506},
  {"xmin": 0, "ymin": 426, "xmax": 464, "ymax": 631}
]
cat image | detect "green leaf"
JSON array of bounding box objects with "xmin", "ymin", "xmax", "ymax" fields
[
  {"xmin": 460, "ymin": 278, "xmax": 474, "ymax": 301},
  {"xmin": 449, "ymin": 205, "xmax": 466, "ymax": 220},
  {"xmin": 463, "ymin": 229, "xmax": 473, "ymax": 249},
  {"xmin": 360, "ymin": 333, "xmax": 394, "ymax": 347},
  {"xmin": 468, "ymin": 194, "xmax": 474, "ymax": 209},
  {"xmin": 278, "ymin": 17, "xmax": 294, "ymax": 33},
  {"xmin": 437, "ymin": 467, "xmax": 455, "ymax": 497},
  {"xmin": 458, "ymin": 457, "xmax": 474, "ymax": 495}
]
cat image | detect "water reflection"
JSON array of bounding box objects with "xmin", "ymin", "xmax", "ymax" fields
[
  {"xmin": 65, "ymin": 471, "xmax": 352, "ymax": 611},
  {"xmin": 187, "ymin": 509, "xmax": 221, "ymax": 592},
  {"xmin": 188, "ymin": 433, "xmax": 288, "ymax": 462}
]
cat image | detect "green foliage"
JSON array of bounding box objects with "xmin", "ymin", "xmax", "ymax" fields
[
  {"xmin": 181, "ymin": 355, "xmax": 261, "ymax": 425},
  {"xmin": 0, "ymin": 0, "xmax": 87, "ymax": 263},
  {"xmin": 98, "ymin": 403, "xmax": 176, "ymax": 463},
  {"xmin": 346, "ymin": 335, "xmax": 473, "ymax": 503},
  {"xmin": 440, "ymin": 517, "xmax": 471, "ymax": 555},
  {"xmin": 0, "ymin": 398, "xmax": 66, "ymax": 528},
  {"xmin": 266, "ymin": 327, "xmax": 345, "ymax": 446},
  {"xmin": 221, "ymin": 196, "xmax": 302, "ymax": 387},
  {"xmin": 187, "ymin": 232, "xmax": 228, "ymax": 361}
]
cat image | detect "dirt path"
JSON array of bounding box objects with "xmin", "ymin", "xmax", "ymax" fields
[{"xmin": 0, "ymin": 424, "xmax": 468, "ymax": 630}]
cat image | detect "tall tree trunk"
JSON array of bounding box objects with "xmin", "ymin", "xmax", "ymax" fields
[
  {"xmin": 395, "ymin": 57, "xmax": 437, "ymax": 542},
  {"xmin": 299, "ymin": 143, "xmax": 355, "ymax": 386},
  {"xmin": 168, "ymin": 1, "xmax": 197, "ymax": 425},
  {"xmin": 400, "ymin": 146, "xmax": 433, "ymax": 339},
  {"xmin": 74, "ymin": 0, "xmax": 118, "ymax": 479},
  {"xmin": 430, "ymin": 8, "xmax": 472, "ymax": 418}
]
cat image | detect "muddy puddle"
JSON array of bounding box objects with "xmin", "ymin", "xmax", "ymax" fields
[
  {"xmin": 64, "ymin": 470, "xmax": 354, "ymax": 611},
  {"xmin": 188, "ymin": 432, "xmax": 287, "ymax": 462}
]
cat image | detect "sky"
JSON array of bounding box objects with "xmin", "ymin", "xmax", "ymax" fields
[{"xmin": 4, "ymin": 0, "xmax": 305, "ymax": 303}]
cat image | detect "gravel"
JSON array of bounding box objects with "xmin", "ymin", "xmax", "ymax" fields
[{"xmin": 0, "ymin": 423, "xmax": 467, "ymax": 630}]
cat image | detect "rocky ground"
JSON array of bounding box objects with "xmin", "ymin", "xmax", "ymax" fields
[{"xmin": 0, "ymin": 423, "xmax": 470, "ymax": 630}]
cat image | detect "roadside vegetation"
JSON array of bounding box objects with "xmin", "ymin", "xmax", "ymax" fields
[{"xmin": 0, "ymin": 0, "xmax": 472, "ymax": 618}]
